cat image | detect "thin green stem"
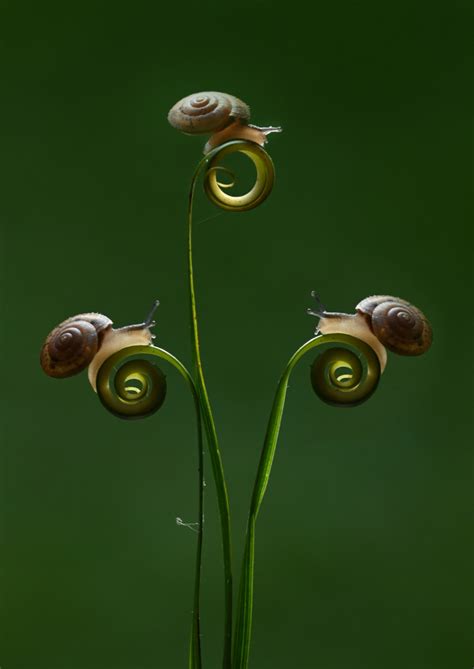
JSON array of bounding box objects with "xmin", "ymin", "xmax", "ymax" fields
[
  {"xmin": 158, "ymin": 350, "xmax": 205, "ymax": 669},
  {"xmin": 232, "ymin": 340, "xmax": 304, "ymax": 669},
  {"xmin": 233, "ymin": 334, "xmax": 381, "ymax": 668},
  {"xmin": 164, "ymin": 350, "xmax": 205, "ymax": 669},
  {"xmin": 96, "ymin": 345, "xmax": 204, "ymax": 668},
  {"xmin": 184, "ymin": 139, "xmax": 276, "ymax": 667},
  {"xmin": 188, "ymin": 154, "xmax": 234, "ymax": 669}
]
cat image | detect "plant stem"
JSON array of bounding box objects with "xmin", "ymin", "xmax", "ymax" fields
[
  {"xmin": 148, "ymin": 347, "xmax": 205, "ymax": 669},
  {"xmin": 232, "ymin": 345, "xmax": 296, "ymax": 669},
  {"xmin": 162, "ymin": 349, "xmax": 205, "ymax": 669},
  {"xmin": 98, "ymin": 344, "xmax": 205, "ymax": 668},
  {"xmin": 233, "ymin": 335, "xmax": 371, "ymax": 668},
  {"xmin": 188, "ymin": 159, "xmax": 234, "ymax": 669}
]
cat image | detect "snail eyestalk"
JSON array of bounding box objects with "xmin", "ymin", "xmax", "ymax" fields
[
  {"xmin": 143, "ymin": 298, "xmax": 160, "ymax": 327},
  {"xmin": 307, "ymin": 291, "xmax": 327, "ymax": 319},
  {"xmin": 233, "ymin": 333, "xmax": 381, "ymax": 669},
  {"xmin": 114, "ymin": 299, "xmax": 160, "ymax": 333}
]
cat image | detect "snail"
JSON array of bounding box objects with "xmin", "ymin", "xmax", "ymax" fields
[
  {"xmin": 167, "ymin": 91, "xmax": 282, "ymax": 153},
  {"xmin": 40, "ymin": 300, "xmax": 160, "ymax": 392},
  {"xmin": 307, "ymin": 293, "xmax": 433, "ymax": 373}
]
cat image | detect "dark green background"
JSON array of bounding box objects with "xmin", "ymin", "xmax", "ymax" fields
[{"xmin": 1, "ymin": 1, "xmax": 472, "ymax": 668}]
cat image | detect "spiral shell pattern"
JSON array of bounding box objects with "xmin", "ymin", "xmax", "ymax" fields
[
  {"xmin": 356, "ymin": 295, "xmax": 411, "ymax": 317},
  {"xmin": 167, "ymin": 92, "xmax": 250, "ymax": 135},
  {"xmin": 357, "ymin": 296, "xmax": 432, "ymax": 356},
  {"xmin": 40, "ymin": 313, "xmax": 112, "ymax": 378}
]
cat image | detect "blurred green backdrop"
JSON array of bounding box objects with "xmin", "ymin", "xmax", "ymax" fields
[{"xmin": 1, "ymin": 1, "xmax": 472, "ymax": 668}]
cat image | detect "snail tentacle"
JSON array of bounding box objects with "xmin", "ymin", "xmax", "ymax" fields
[
  {"xmin": 114, "ymin": 299, "xmax": 160, "ymax": 332},
  {"xmin": 307, "ymin": 290, "xmax": 327, "ymax": 318},
  {"xmin": 248, "ymin": 123, "xmax": 283, "ymax": 135}
]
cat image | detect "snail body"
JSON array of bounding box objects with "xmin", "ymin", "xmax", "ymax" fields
[
  {"xmin": 40, "ymin": 302, "xmax": 159, "ymax": 392},
  {"xmin": 308, "ymin": 294, "xmax": 432, "ymax": 373},
  {"xmin": 167, "ymin": 91, "xmax": 282, "ymax": 153}
]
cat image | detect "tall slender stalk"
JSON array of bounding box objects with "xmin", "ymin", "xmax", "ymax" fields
[
  {"xmin": 187, "ymin": 157, "xmax": 234, "ymax": 669},
  {"xmin": 184, "ymin": 138, "xmax": 277, "ymax": 667}
]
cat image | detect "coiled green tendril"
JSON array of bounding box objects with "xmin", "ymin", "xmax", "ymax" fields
[
  {"xmin": 96, "ymin": 346, "xmax": 167, "ymax": 419},
  {"xmin": 233, "ymin": 333, "xmax": 381, "ymax": 669},
  {"xmin": 201, "ymin": 140, "xmax": 275, "ymax": 212},
  {"xmin": 310, "ymin": 333, "xmax": 380, "ymax": 407}
]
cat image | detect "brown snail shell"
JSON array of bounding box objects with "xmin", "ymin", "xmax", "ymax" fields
[
  {"xmin": 356, "ymin": 296, "xmax": 432, "ymax": 356},
  {"xmin": 168, "ymin": 91, "xmax": 282, "ymax": 153},
  {"xmin": 167, "ymin": 92, "xmax": 250, "ymax": 135},
  {"xmin": 40, "ymin": 313, "xmax": 113, "ymax": 378}
]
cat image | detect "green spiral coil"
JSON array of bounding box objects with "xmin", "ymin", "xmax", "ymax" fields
[
  {"xmin": 201, "ymin": 140, "xmax": 275, "ymax": 212},
  {"xmin": 309, "ymin": 334, "xmax": 380, "ymax": 407},
  {"xmin": 96, "ymin": 346, "xmax": 167, "ymax": 419}
]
